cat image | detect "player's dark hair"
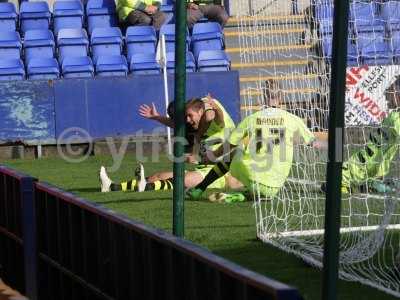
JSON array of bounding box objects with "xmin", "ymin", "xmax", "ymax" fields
[{"xmin": 167, "ymin": 101, "xmax": 175, "ymax": 119}]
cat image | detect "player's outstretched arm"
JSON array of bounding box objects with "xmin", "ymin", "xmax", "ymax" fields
[{"xmin": 138, "ymin": 103, "xmax": 174, "ymax": 128}]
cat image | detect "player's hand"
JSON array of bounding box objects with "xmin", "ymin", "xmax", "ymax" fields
[
  {"xmin": 139, "ymin": 103, "xmax": 160, "ymax": 119},
  {"xmin": 188, "ymin": 3, "xmax": 199, "ymax": 9},
  {"xmin": 202, "ymin": 95, "xmax": 216, "ymax": 109},
  {"xmin": 145, "ymin": 5, "xmax": 158, "ymax": 14}
]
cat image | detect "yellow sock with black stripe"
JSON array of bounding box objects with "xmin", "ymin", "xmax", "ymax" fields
[
  {"xmin": 111, "ymin": 179, "xmax": 139, "ymax": 191},
  {"xmin": 144, "ymin": 179, "xmax": 173, "ymax": 191},
  {"xmin": 196, "ymin": 160, "xmax": 231, "ymax": 191},
  {"xmin": 111, "ymin": 179, "xmax": 174, "ymax": 191}
]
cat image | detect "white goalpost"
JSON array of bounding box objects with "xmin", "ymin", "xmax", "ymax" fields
[{"xmin": 233, "ymin": 0, "xmax": 400, "ymax": 296}]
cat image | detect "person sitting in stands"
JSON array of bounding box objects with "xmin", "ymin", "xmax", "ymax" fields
[
  {"xmin": 117, "ymin": 0, "xmax": 167, "ymax": 30},
  {"xmin": 185, "ymin": 0, "xmax": 229, "ymax": 29}
]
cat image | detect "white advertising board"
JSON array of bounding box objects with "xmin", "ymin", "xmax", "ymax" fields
[{"xmin": 345, "ymin": 65, "xmax": 400, "ymax": 125}]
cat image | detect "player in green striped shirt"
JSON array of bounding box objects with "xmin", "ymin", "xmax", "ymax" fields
[
  {"xmin": 187, "ymin": 95, "xmax": 326, "ymax": 203},
  {"xmin": 100, "ymin": 96, "xmax": 243, "ymax": 192},
  {"xmin": 339, "ymin": 81, "xmax": 400, "ymax": 194}
]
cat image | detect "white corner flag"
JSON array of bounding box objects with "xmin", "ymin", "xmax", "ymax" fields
[{"xmin": 156, "ymin": 34, "xmax": 173, "ymax": 155}]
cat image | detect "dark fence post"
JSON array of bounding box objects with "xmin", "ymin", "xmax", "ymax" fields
[
  {"xmin": 21, "ymin": 177, "xmax": 38, "ymax": 300},
  {"xmin": 321, "ymin": 1, "xmax": 349, "ymax": 300}
]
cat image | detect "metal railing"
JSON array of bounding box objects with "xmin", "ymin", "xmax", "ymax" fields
[{"xmin": 0, "ymin": 165, "xmax": 303, "ymax": 300}]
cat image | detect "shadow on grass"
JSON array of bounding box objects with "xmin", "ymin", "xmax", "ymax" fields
[
  {"xmin": 95, "ymin": 197, "xmax": 172, "ymax": 204},
  {"xmin": 187, "ymin": 224, "xmax": 254, "ymax": 230},
  {"xmin": 67, "ymin": 187, "xmax": 100, "ymax": 193},
  {"xmin": 95, "ymin": 197, "xmax": 210, "ymax": 205}
]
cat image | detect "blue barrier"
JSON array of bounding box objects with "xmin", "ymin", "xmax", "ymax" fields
[{"xmin": 0, "ymin": 71, "xmax": 240, "ymax": 144}]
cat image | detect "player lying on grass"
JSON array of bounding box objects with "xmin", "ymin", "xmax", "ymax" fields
[
  {"xmin": 100, "ymin": 95, "xmax": 243, "ymax": 192},
  {"xmin": 333, "ymin": 80, "xmax": 400, "ymax": 194},
  {"xmin": 186, "ymin": 94, "xmax": 327, "ymax": 203}
]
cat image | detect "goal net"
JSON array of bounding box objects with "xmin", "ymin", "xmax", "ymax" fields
[{"xmin": 233, "ymin": 0, "xmax": 400, "ymax": 296}]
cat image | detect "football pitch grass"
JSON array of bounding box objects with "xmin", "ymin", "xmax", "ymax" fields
[{"xmin": 3, "ymin": 154, "xmax": 398, "ymax": 300}]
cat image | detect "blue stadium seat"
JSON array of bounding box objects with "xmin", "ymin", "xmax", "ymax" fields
[
  {"xmin": 61, "ymin": 56, "xmax": 94, "ymax": 78},
  {"xmin": 315, "ymin": 3, "xmax": 333, "ymax": 20},
  {"xmin": 319, "ymin": 20, "xmax": 332, "ymax": 36},
  {"xmin": 129, "ymin": 53, "xmax": 160, "ymax": 74},
  {"xmin": 0, "ymin": 58, "xmax": 25, "ymax": 80},
  {"xmin": 357, "ymin": 28, "xmax": 385, "ymax": 49},
  {"xmin": 191, "ymin": 22, "xmax": 224, "ymax": 59},
  {"xmin": 159, "ymin": 0, "xmax": 174, "ymax": 24},
  {"xmin": 24, "ymin": 29, "xmax": 55, "ymax": 61},
  {"xmin": 19, "ymin": 1, "xmax": 51, "ymax": 34},
  {"xmin": 160, "ymin": 0, "xmax": 173, "ymax": 13},
  {"xmin": 197, "ymin": 50, "xmax": 230, "ymax": 72},
  {"xmin": 27, "ymin": 58, "xmax": 59, "ymax": 80},
  {"xmin": 360, "ymin": 34, "xmax": 392, "ymax": 66},
  {"xmin": 0, "ymin": 2, "xmax": 17, "ymax": 31},
  {"xmin": 388, "ymin": 23, "xmax": 400, "ymax": 35},
  {"xmin": 57, "ymin": 28, "xmax": 89, "ymax": 61},
  {"xmin": 53, "ymin": 0, "xmax": 84, "ymax": 35},
  {"xmin": 166, "ymin": 51, "xmax": 195, "ymax": 73},
  {"xmin": 126, "ymin": 26, "xmax": 157, "ymax": 59},
  {"xmin": 380, "ymin": 1, "xmax": 400, "ymax": 25},
  {"xmin": 86, "ymin": 0, "xmax": 118, "ymax": 34},
  {"xmin": 354, "ymin": 24, "xmax": 384, "ymax": 36},
  {"xmin": 95, "ymin": 54, "xmax": 128, "ymax": 77},
  {"xmin": 350, "ymin": 1, "xmax": 378, "ymax": 27},
  {"xmin": 321, "ymin": 34, "xmax": 332, "ymax": 58},
  {"xmin": 347, "ymin": 40, "xmax": 359, "ymax": 66},
  {"xmin": 323, "ymin": 35, "xmax": 360, "ymax": 65},
  {"xmin": 0, "ymin": 31, "xmax": 21, "ymax": 59},
  {"xmin": 159, "ymin": 24, "xmax": 190, "ymax": 53},
  {"xmin": 91, "ymin": 27, "xmax": 123, "ymax": 60}
]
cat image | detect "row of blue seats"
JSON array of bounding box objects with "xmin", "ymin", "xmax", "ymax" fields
[
  {"xmin": 317, "ymin": 0, "xmax": 400, "ymax": 36},
  {"xmin": 0, "ymin": 23, "xmax": 225, "ymax": 62},
  {"xmin": 316, "ymin": 1, "xmax": 400, "ymax": 66},
  {"xmin": 0, "ymin": 49, "xmax": 231, "ymax": 80},
  {"xmin": 319, "ymin": 19, "xmax": 400, "ymax": 38},
  {"xmin": 316, "ymin": 1, "xmax": 400, "ymax": 25},
  {"xmin": 0, "ymin": 0, "xmax": 121, "ymax": 34},
  {"xmin": 322, "ymin": 34, "xmax": 400, "ymax": 66}
]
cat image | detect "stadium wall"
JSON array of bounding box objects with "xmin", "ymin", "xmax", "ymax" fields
[{"xmin": 0, "ymin": 71, "xmax": 240, "ymax": 144}]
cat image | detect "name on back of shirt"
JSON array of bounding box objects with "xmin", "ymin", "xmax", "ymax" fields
[{"xmin": 256, "ymin": 117, "xmax": 284, "ymax": 126}]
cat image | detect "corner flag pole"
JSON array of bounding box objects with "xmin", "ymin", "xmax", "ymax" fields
[
  {"xmin": 172, "ymin": 0, "xmax": 187, "ymax": 237},
  {"xmin": 321, "ymin": 1, "xmax": 349, "ymax": 300},
  {"xmin": 160, "ymin": 34, "xmax": 173, "ymax": 156}
]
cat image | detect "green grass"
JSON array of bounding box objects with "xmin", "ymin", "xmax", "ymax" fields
[{"xmin": 3, "ymin": 155, "xmax": 399, "ymax": 300}]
